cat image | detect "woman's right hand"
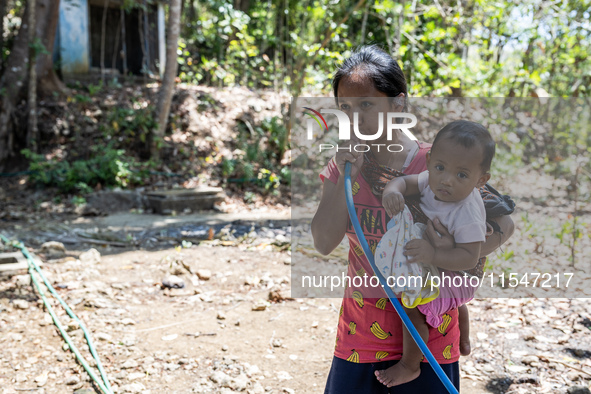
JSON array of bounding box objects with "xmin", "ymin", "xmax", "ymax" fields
[{"xmin": 335, "ymin": 137, "xmax": 364, "ymax": 181}]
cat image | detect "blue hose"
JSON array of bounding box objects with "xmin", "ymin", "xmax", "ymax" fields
[{"xmin": 344, "ymin": 162, "xmax": 459, "ymax": 394}]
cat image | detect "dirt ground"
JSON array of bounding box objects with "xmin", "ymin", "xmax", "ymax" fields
[{"xmin": 0, "ymin": 206, "xmax": 590, "ymax": 394}]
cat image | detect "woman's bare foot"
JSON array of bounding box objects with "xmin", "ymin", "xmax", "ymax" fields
[
  {"xmin": 460, "ymin": 337, "xmax": 471, "ymax": 356},
  {"xmin": 374, "ymin": 360, "xmax": 421, "ymax": 387}
]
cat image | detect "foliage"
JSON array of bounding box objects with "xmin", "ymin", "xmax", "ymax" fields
[
  {"xmin": 220, "ymin": 116, "xmax": 290, "ymax": 192},
  {"xmin": 21, "ymin": 146, "xmax": 152, "ymax": 194},
  {"xmin": 101, "ymin": 103, "xmax": 157, "ymax": 146}
]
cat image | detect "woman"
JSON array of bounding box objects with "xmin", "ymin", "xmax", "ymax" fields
[{"xmin": 311, "ymin": 45, "xmax": 514, "ymax": 393}]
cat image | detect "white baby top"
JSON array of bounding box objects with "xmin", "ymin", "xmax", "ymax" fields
[{"xmin": 417, "ymin": 170, "xmax": 486, "ymax": 244}]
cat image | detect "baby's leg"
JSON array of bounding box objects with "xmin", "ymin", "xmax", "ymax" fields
[
  {"xmin": 459, "ymin": 304, "xmax": 471, "ymax": 356},
  {"xmin": 375, "ymin": 307, "xmax": 428, "ymax": 387}
]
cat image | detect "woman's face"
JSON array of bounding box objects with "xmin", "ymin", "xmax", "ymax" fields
[{"xmin": 336, "ymin": 73, "xmax": 404, "ymax": 143}]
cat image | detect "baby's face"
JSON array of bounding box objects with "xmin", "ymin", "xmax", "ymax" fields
[{"xmin": 426, "ymin": 138, "xmax": 490, "ymax": 202}]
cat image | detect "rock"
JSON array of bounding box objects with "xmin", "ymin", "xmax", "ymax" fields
[
  {"xmin": 283, "ymin": 388, "xmax": 295, "ymax": 394},
  {"xmin": 250, "ymin": 382, "xmax": 265, "ymax": 394},
  {"xmin": 95, "ymin": 332, "xmax": 112, "ymax": 342},
  {"xmin": 13, "ymin": 299, "xmax": 29, "ymax": 309},
  {"xmin": 574, "ymin": 348, "xmax": 586, "ymax": 357},
  {"xmin": 567, "ymin": 387, "xmax": 591, "ymax": 394},
  {"xmin": 120, "ymin": 383, "xmax": 146, "ymax": 393},
  {"xmin": 276, "ymin": 371, "xmax": 292, "ymax": 381},
  {"xmin": 74, "ymin": 389, "xmax": 95, "ymax": 394},
  {"xmin": 121, "ymin": 318, "xmax": 136, "ymax": 325},
  {"xmin": 14, "ymin": 275, "xmax": 31, "ymax": 287},
  {"xmin": 221, "ymin": 344, "xmax": 229, "ymax": 351},
  {"xmin": 122, "ymin": 359, "xmax": 139, "ymax": 369},
  {"xmin": 521, "ymin": 355, "xmax": 539, "ymax": 365},
  {"xmin": 252, "ymin": 300, "xmax": 268, "ymax": 311},
  {"xmin": 128, "ymin": 372, "xmax": 145, "ymax": 381},
  {"xmin": 66, "ymin": 320, "xmax": 80, "ymax": 332},
  {"xmin": 271, "ymin": 339, "xmax": 282, "ymax": 348},
  {"xmin": 162, "ymin": 275, "xmax": 185, "ymax": 289},
  {"xmin": 197, "ymin": 269, "xmax": 212, "ymax": 280},
  {"xmin": 40, "ymin": 241, "xmax": 66, "ymax": 258},
  {"xmin": 210, "ymin": 371, "xmax": 231, "ymax": 387},
  {"xmin": 515, "ymin": 375, "xmax": 539, "ymax": 384},
  {"xmin": 35, "ymin": 371, "xmax": 48, "ymax": 387},
  {"xmin": 79, "ymin": 248, "xmax": 101, "ymax": 264},
  {"xmin": 217, "ymin": 311, "xmax": 226, "ymax": 320},
  {"xmin": 230, "ymin": 373, "xmax": 248, "ymax": 391},
  {"xmin": 162, "ymin": 334, "xmax": 178, "ymax": 341},
  {"xmin": 268, "ymin": 288, "xmax": 293, "ymax": 302},
  {"xmin": 65, "ymin": 376, "xmax": 80, "ymax": 385}
]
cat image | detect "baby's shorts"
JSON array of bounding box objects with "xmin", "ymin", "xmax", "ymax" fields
[{"xmin": 417, "ymin": 269, "xmax": 478, "ymax": 328}]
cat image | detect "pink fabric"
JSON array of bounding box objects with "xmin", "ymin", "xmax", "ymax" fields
[{"xmin": 418, "ymin": 269, "xmax": 478, "ymax": 328}]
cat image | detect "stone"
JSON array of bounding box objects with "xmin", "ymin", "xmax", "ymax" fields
[
  {"xmin": 40, "ymin": 242, "xmax": 66, "ymax": 258},
  {"xmin": 162, "ymin": 275, "xmax": 185, "ymax": 289},
  {"xmin": 210, "ymin": 371, "xmax": 231, "ymax": 387},
  {"xmin": 197, "ymin": 269, "xmax": 212, "ymax": 280},
  {"xmin": 122, "ymin": 359, "xmax": 139, "ymax": 369},
  {"xmin": 65, "ymin": 376, "xmax": 80, "ymax": 385},
  {"xmin": 79, "ymin": 248, "xmax": 101, "ymax": 264},
  {"xmin": 13, "ymin": 300, "xmax": 29, "ymax": 309},
  {"xmin": 95, "ymin": 332, "xmax": 112, "ymax": 342},
  {"xmin": 276, "ymin": 371, "xmax": 292, "ymax": 381},
  {"xmin": 14, "ymin": 275, "xmax": 31, "ymax": 287},
  {"xmin": 521, "ymin": 355, "xmax": 539, "ymax": 365},
  {"xmin": 271, "ymin": 339, "xmax": 282, "ymax": 348},
  {"xmin": 252, "ymin": 300, "xmax": 268, "ymax": 311},
  {"xmin": 217, "ymin": 311, "xmax": 226, "ymax": 320},
  {"xmin": 250, "ymin": 382, "xmax": 265, "ymax": 394},
  {"xmin": 127, "ymin": 372, "xmax": 145, "ymax": 381},
  {"xmin": 35, "ymin": 371, "xmax": 48, "ymax": 387},
  {"xmin": 120, "ymin": 383, "xmax": 146, "ymax": 393},
  {"xmin": 567, "ymin": 387, "xmax": 591, "ymax": 394},
  {"xmin": 230, "ymin": 373, "xmax": 248, "ymax": 391}
]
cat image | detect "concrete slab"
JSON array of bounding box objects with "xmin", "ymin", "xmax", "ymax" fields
[
  {"xmin": 144, "ymin": 187, "xmax": 224, "ymax": 214},
  {"xmin": 0, "ymin": 252, "xmax": 42, "ymax": 273}
]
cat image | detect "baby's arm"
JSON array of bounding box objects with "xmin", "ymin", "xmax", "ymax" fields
[
  {"xmin": 405, "ymin": 240, "xmax": 481, "ymax": 271},
  {"xmin": 382, "ymin": 175, "xmax": 420, "ymax": 217}
]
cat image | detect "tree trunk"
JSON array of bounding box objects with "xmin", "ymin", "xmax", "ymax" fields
[
  {"xmin": 0, "ymin": 3, "xmax": 31, "ymax": 165},
  {"xmin": 27, "ymin": 0, "xmax": 38, "ymax": 150},
  {"xmin": 152, "ymin": 0, "xmax": 181, "ymax": 157},
  {"xmin": 0, "ymin": 0, "xmax": 64, "ymax": 167},
  {"xmin": 35, "ymin": 0, "xmax": 65, "ymax": 96},
  {"xmin": 0, "ymin": 0, "xmax": 7, "ymax": 70}
]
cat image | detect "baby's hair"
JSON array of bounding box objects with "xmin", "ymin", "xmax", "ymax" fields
[
  {"xmin": 332, "ymin": 45, "xmax": 407, "ymax": 102},
  {"xmin": 432, "ymin": 120, "xmax": 496, "ymax": 172}
]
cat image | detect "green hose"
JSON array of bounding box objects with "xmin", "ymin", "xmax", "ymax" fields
[{"xmin": 0, "ymin": 235, "xmax": 113, "ymax": 394}]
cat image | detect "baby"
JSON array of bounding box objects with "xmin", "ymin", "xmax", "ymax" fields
[{"xmin": 375, "ymin": 120, "xmax": 495, "ymax": 387}]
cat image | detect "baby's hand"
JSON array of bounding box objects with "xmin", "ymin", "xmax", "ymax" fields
[
  {"xmin": 382, "ymin": 191, "xmax": 405, "ymax": 218},
  {"xmin": 404, "ymin": 239, "xmax": 435, "ymax": 265}
]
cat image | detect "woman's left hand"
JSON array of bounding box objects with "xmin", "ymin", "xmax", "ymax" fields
[{"xmin": 422, "ymin": 218, "xmax": 454, "ymax": 250}]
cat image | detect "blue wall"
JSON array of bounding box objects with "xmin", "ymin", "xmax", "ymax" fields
[{"xmin": 58, "ymin": 0, "xmax": 89, "ymax": 74}]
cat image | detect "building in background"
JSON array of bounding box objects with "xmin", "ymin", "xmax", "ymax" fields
[{"xmin": 54, "ymin": 0, "xmax": 166, "ymax": 77}]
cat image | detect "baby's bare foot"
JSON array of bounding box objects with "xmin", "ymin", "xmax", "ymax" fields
[
  {"xmin": 374, "ymin": 360, "xmax": 421, "ymax": 388},
  {"xmin": 460, "ymin": 337, "xmax": 471, "ymax": 356}
]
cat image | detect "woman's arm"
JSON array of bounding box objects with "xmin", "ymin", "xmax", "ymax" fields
[
  {"xmin": 311, "ymin": 177, "xmax": 350, "ymax": 256},
  {"xmin": 479, "ymin": 215, "xmax": 515, "ymax": 257},
  {"xmin": 416, "ymin": 215, "xmax": 515, "ymax": 259}
]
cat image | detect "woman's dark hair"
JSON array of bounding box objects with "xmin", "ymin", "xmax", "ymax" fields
[
  {"xmin": 332, "ymin": 45, "xmax": 408, "ymax": 99},
  {"xmin": 432, "ymin": 120, "xmax": 496, "ymax": 172}
]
